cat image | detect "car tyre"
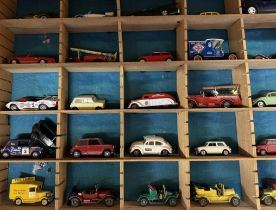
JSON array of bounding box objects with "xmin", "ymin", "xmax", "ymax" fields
[
  {"xmin": 39, "ymin": 104, "xmax": 48, "ymax": 110},
  {"xmin": 132, "ymin": 149, "xmax": 141, "ymax": 156},
  {"xmin": 200, "ymin": 150, "xmax": 207, "ymax": 156},
  {"xmin": 32, "ymin": 151, "xmax": 40, "ymax": 158},
  {"xmin": 222, "ymin": 101, "xmax": 232, "ymax": 108},
  {"xmin": 161, "ymin": 10, "xmax": 168, "ymax": 16},
  {"xmin": 228, "ymin": 53, "xmax": 237, "ymax": 60},
  {"xmin": 104, "ymin": 197, "xmax": 115, "ymax": 207},
  {"xmin": 2, "ymin": 151, "xmax": 10, "ymax": 158},
  {"xmin": 131, "ymin": 104, "xmax": 139, "ymax": 109},
  {"xmin": 10, "ymin": 104, "xmax": 19, "ymax": 111},
  {"xmin": 41, "ymin": 199, "xmax": 49, "ymax": 206},
  {"xmin": 165, "ymin": 58, "xmax": 172, "ymax": 61},
  {"xmin": 188, "ymin": 101, "xmax": 196, "ymax": 108},
  {"xmin": 198, "ymin": 197, "xmax": 209, "ymax": 207},
  {"xmin": 11, "ymin": 59, "xmax": 19, "ymax": 64},
  {"xmin": 15, "ymin": 198, "xmax": 22, "ymax": 206},
  {"xmin": 263, "ymin": 196, "xmax": 273, "ymax": 206},
  {"xmin": 39, "ymin": 59, "xmax": 47, "ymax": 63},
  {"xmin": 139, "ymin": 58, "xmax": 146, "ymax": 62},
  {"xmin": 73, "ymin": 151, "xmax": 81, "ymax": 158},
  {"xmin": 193, "ymin": 55, "xmax": 203, "ymax": 60},
  {"xmin": 95, "ymin": 107, "xmax": 103, "ymax": 110},
  {"xmin": 260, "ymin": 149, "xmax": 267, "ymax": 156},
  {"xmin": 70, "ymin": 197, "xmax": 81, "ymax": 207},
  {"xmin": 161, "ymin": 149, "xmax": 169, "ymax": 156},
  {"xmin": 247, "ymin": 6, "xmax": 258, "ymax": 14},
  {"xmin": 40, "ymin": 15, "xmax": 48, "ymax": 19},
  {"xmin": 230, "ymin": 197, "xmax": 240, "ymax": 207},
  {"xmin": 222, "ymin": 150, "xmax": 229, "ymax": 156},
  {"xmin": 103, "ymin": 150, "xmax": 111, "ymax": 158},
  {"xmin": 168, "ymin": 198, "xmax": 177, "ymax": 206},
  {"xmin": 140, "ymin": 198, "xmax": 149, "ymax": 207},
  {"xmin": 257, "ymin": 101, "xmax": 266, "ymax": 107},
  {"xmin": 71, "ymin": 107, "xmax": 79, "ymax": 110}
]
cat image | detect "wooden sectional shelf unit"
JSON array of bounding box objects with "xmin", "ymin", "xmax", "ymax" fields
[{"xmin": 1, "ymin": 0, "xmax": 276, "ymax": 210}]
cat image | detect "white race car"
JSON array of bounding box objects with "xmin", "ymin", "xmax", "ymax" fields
[
  {"xmin": 6, "ymin": 96, "xmax": 58, "ymax": 111},
  {"xmin": 74, "ymin": 11, "xmax": 115, "ymax": 18}
]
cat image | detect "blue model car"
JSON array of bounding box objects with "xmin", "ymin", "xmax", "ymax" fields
[
  {"xmin": 0, "ymin": 139, "xmax": 44, "ymax": 158},
  {"xmin": 188, "ymin": 39, "xmax": 237, "ymax": 60},
  {"xmin": 243, "ymin": 0, "xmax": 276, "ymax": 14}
]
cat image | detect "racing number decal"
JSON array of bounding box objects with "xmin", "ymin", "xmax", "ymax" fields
[{"xmin": 22, "ymin": 147, "xmax": 30, "ymax": 155}]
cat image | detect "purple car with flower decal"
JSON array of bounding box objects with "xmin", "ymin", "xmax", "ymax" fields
[{"xmin": 0, "ymin": 139, "xmax": 44, "ymax": 158}]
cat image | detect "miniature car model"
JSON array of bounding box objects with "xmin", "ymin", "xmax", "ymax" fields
[
  {"xmin": 128, "ymin": 93, "xmax": 178, "ymax": 109},
  {"xmin": 74, "ymin": 11, "xmax": 114, "ymax": 18},
  {"xmin": 7, "ymin": 56, "xmax": 56, "ymax": 64},
  {"xmin": 70, "ymin": 95, "xmax": 106, "ymax": 110},
  {"xmin": 0, "ymin": 139, "xmax": 44, "ymax": 158},
  {"xmin": 9, "ymin": 177, "xmax": 54, "ymax": 206},
  {"xmin": 129, "ymin": 135, "xmax": 173, "ymax": 156},
  {"xmin": 67, "ymin": 184, "xmax": 115, "ymax": 207},
  {"xmin": 6, "ymin": 96, "xmax": 58, "ymax": 111},
  {"xmin": 70, "ymin": 138, "xmax": 115, "ymax": 158},
  {"xmin": 68, "ymin": 48, "xmax": 117, "ymax": 62},
  {"xmin": 188, "ymin": 39, "xmax": 237, "ymax": 60},
  {"xmin": 260, "ymin": 178, "xmax": 276, "ymax": 206},
  {"xmin": 200, "ymin": 12, "xmax": 220, "ymax": 15},
  {"xmin": 188, "ymin": 85, "xmax": 241, "ymax": 108},
  {"xmin": 19, "ymin": 13, "xmax": 57, "ymax": 19},
  {"xmin": 128, "ymin": 4, "xmax": 180, "ymax": 16},
  {"xmin": 138, "ymin": 184, "xmax": 178, "ymax": 207},
  {"xmin": 193, "ymin": 183, "xmax": 240, "ymax": 207},
  {"xmin": 31, "ymin": 120, "xmax": 56, "ymax": 148},
  {"xmin": 138, "ymin": 52, "xmax": 174, "ymax": 62},
  {"xmin": 242, "ymin": 0, "xmax": 276, "ymax": 14},
  {"xmin": 252, "ymin": 91, "xmax": 276, "ymax": 107},
  {"xmin": 194, "ymin": 141, "xmax": 232, "ymax": 156},
  {"xmin": 254, "ymin": 54, "xmax": 272, "ymax": 59},
  {"xmin": 256, "ymin": 139, "xmax": 276, "ymax": 155}
]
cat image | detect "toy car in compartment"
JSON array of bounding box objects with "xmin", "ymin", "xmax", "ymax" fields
[
  {"xmin": 128, "ymin": 4, "xmax": 180, "ymax": 16},
  {"xmin": 260, "ymin": 178, "xmax": 276, "ymax": 206},
  {"xmin": 7, "ymin": 56, "xmax": 56, "ymax": 64},
  {"xmin": 68, "ymin": 48, "xmax": 117, "ymax": 62},
  {"xmin": 9, "ymin": 177, "xmax": 54, "ymax": 206},
  {"xmin": 256, "ymin": 139, "xmax": 276, "ymax": 155},
  {"xmin": 0, "ymin": 139, "xmax": 44, "ymax": 158},
  {"xmin": 137, "ymin": 184, "xmax": 178, "ymax": 207},
  {"xmin": 242, "ymin": 0, "xmax": 276, "ymax": 14},
  {"xmin": 129, "ymin": 135, "xmax": 173, "ymax": 156},
  {"xmin": 128, "ymin": 93, "xmax": 178, "ymax": 109},
  {"xmin": 188, "ymin": 85, "xmax": 241, "ymax": 108},
  {"xmin": 67, "ymin": 184, "xmax": 115, "ymax": 207},
  {"xmin": 193, "ymin": 183, "xmax": 240, "ymax": 207},
  {"xmin": 70, "ymin": 95, "xmax": 106, "ymax": 110},
  {"xmin": 70, "ymin": 138, "xmax": 115, "ymax": 158},
  {"xmin": 74, "ymin": 11, "xmax": 115, "ymax": 18},
  {"xmin": 194, "ymin": 141, "xmax": 232, "ymax": 156},
  {"xmin": 6, "ymin": 96, "xmax": 58, "ymax": 111},
  {"xmin": 252, "ymin": 91, "xmax": 276, "ymax": 107},
  {"xmin": 188, "ymin": 39, "xmax": 237, "ymax": 60},
  {"xmin": 19, "ymin": 13, "xmax": 58, "ymax": 19},
  {"xmin": 138, "ymin": 52, "xmax": 174, "ymax": 62}
]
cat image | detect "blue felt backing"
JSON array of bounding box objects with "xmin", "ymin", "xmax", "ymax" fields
[
  {"xmin": 250, "ymin": 69, "xmax": 276, "ymax": 96},
  {"xmin": 257, "ymin": 160, "xmax": 276, "ymax": 188},
  {"xmin": 124, "ymin": 161, "xmax": 179, "ymax": 201},
  {"xmin": 188, "ymin": 112, "xmax": 238, "ymax": 154},
  {"xmin": 187, "ymin": 0, "xmax": 225, "ymax": 15}
]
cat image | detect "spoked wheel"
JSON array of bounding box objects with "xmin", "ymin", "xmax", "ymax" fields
[
  {"xmin": 230, "ymin": 197, "xmax": 240, "ymax": 207},
  {"xmin": 198, "ymin": 197, "xmax": 209, "ymax": 207},
  {"xmin": 39, "ymin": 104, "xmax": 48, "ymax": 110},
  {"xmin": 140, "ymin": 198, "xmax": 149, "ymax": 207},
  {"xmin": 104, "ymin": 197, "xmax": 115, "ymax": 207},
  {"xmin": 263, "ymin": 196, "xmax": 273, "ymax": 206},
  {"xmin": 247, "ymin": 6, "xmax": 257, "ymax": 14},
  {"xmin": 70, "ymin": 197, "xmax": 81, "ymax": 207},
  {"xmin": 15, "ymin": 198, "xmax": 22, "ymax": 206},
  {"xmin": 168, "ymin": 198, "xmax": 177, "ymax": 206},
  {"xmin": 41, "ymin": 199, "xmax": 49, "ymax": 206}
]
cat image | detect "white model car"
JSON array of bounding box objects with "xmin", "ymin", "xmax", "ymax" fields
[
  {"xmin": 129, "ymin": 135, "xmax": 173, "ymax": 156},
  {"xmin": 195, "ymin": 141, "xmax": 232, "ymax": 156},
  {"xmin": 6, "ymin": 96, "xmax": 58, "ymax": 111},
  {"xmin": 74, "ymin": 11, "xmax": 115, "ymax": 18}
]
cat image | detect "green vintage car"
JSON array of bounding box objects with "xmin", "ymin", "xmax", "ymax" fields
[
  {"xmin": 252, "ymin": 91, "xmax": 276, "ymax": 107},
  {"xmin": 137, "ymin": 184, "xmax": 179, "ymax": 207}
]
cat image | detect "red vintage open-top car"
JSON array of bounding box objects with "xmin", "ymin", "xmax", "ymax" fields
[
  {"xmin": 138, "ymin": 52, "xmax": 174, "ymax": 62},
  {"xmin": 7, "ymin": 56, "xmax": 56, "ymax": 64}
]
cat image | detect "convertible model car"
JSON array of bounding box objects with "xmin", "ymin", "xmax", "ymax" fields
[
  {"xmin": 128, "ymin": 4, "xmax": 180, "ymax": 16},
  {"xmin": 194, "ymin": 141, "xmax": 232, "ymax": 156},
  {"xmin": 128, "ymin": 93, "xmax": 178, "ymax": 109},
  {"xmin": 74, "ymin": 11, "xmax": 114, "ymax": 18},
  {"xmin": 6, "ymin": 96, "xmax": 58, "ymax": 111},
  {"xmin": 252, "ymin": 91, "xmax": 276, "ymax": 107},
  {"xmin": 7, "ymin": 56, "xmax": 56, "ymax": 64},
  {"xmin": 242, "ymin": 0, "xmax": 276, "ymax": 14},
  {"xmin": 68, "ymin": 48, "xmax": 117, "ymax": 62},
  {"xmin": 138, "ymin": 52, "xmax": 174, "ymax": 62}
]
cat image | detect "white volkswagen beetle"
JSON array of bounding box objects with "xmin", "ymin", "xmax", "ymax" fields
[{"xmin": 129, "ymin": 135, "xmax": 173, "ymax": 156}]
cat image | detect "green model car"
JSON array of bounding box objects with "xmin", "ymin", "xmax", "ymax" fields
[
  {"xmin": 252, "ymin": 91, "xmax": 276, "ymax": 107},
  {"xmin": 137, "ymin": 184, "xmax": 179, "ymax": 207}
]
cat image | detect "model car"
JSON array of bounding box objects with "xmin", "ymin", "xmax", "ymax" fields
[
  {"xmin": 128, "ymin": 4, "xmax": 180, "ymax": 16},
  {"xmin": 6, "ymin": 96, "xmax": 58, "ymax": 111},
  {"xmin": 7, "ymin": 56, "xmax": 56, "ymax": 64},
  {"xmin": 138, "ymin": 52, "xmax": 174, "ymax": 62},
  {"xmin": 31, "ymin": 120, "xmax": 56, "ymax": 148},
  {"xmin": 260, "ymin": 178, "xmax": 276, "ymax": 206},
  {"xmin": 188, "ymin": 39, "xmax": 237, "ymax": 60},
  {"xmin": 68, "ymin": 48, "xmax": 117, "ymax": 62},
  {"xmin": 252, "ymin": 91, "xmax": 276, "ymax": 107},
  {"xmin": 9, "ymin": 177, "xmax": 54, "ymax": 206},
  {"xmin": 254, "ymin": 54, "xmax": 273, "ymax": 59},
  {"xmin": 263, "ymin": 178, "xmax": 276, "ymax": 189},
  {"xmin": 70, "ymin": 95, "xmax": 106, "ymax": 110},
  {"xmin": 194, "ymin": 141, "xmax": 232, "ymax": 156},
  {"xmin": 19, "ymin": 13, "xmax": 58, "ymax": 19},
  {"xmin": 242, "ymin": 0, "xmax": 276, "ymax": 14},
  {"xmin": 193, "ymin": 183, "xmax": 240, "ymax": 207},
  {"xmin": 129, "ymin": 135, "xmax": 173, "ymax": 156},
  {"xmin": 138, "ymin": 184, "xmax": 178, "ymax": 207},
  {"xmin": 0, "ymin": 139, "xmax": 44, "ymax": 158},
  {"xmin": 128, "ymin": 93, "xmax": 178, "ymax": 109},
  {"xmin": 188, "ymin": 85, "xmax": 241, "ymax": 108},
  {"xmin": 70, "ymin": 138, "xmax": 115, "ymax": 158},
  {"xmin": 200, "ymin": 12, "xmax": 220, "ymax": 15},
  {"xmin": 74, "ymin": 11, "xmax": 114, "ymax": 18},
  {"xmin": 67, "ymin": 184, "xmax": 115, "ymax": 207},
  {"xmin": 256, "ymin": 139, "xmax": 276, "ymax": 155}
]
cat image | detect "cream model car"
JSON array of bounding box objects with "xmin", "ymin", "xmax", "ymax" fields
[
  {"xmin": 195, "ymin": 141, "xmax": 232, "ymax": 156},
  {"xmin": 129, "ymin": 135, "xmax": 173, "ymax": 156},
  {"xmin": 70, "ymin": 95, "xmax": 106, "ymax": 110}
]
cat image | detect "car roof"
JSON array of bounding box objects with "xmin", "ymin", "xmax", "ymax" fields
[
  {"xmin": 74, "ymin": 94, "xmax": 96, "ymax": 98},
  {"xmin": 202, "ymin": 85, "xmax": 239, "ymax": 90},
  {"xmin": 206, "ymin": 141, "xmax": 226, "ymax": 143},
  {"xmin": 144, "ymin": 135, "xmax": 166, "ymax": 142}
]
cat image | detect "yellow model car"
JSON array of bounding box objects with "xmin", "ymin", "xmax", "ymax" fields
[
  {"xmin": 9, "ymin": 177, "xmax": 54, "ymax": 206},
  {"xmin": 200, "ymin": 12, "xmax": 220, "ymax": 15},
  {"xmin": 70, "ymin": 94, "xmax": 106, "ymax": 110}
]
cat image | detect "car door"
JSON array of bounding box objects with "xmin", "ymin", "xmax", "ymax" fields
[
  {"xmin": 201, "ymin": 91, "xmax": 220, "ymax": 107},
  {"xmin": 216, "ymin": 142, "xmax": 225, "ymax": 153},
  {"xmin": 17, "ymin": 140, "xmax": 31, "ymax": 156},
  {"xmin": 141, "ymin": 95, "xmax": 151, "ymax": 107},
  {"xmin": 267, "ymin": 92, "xmax": 276, "ymax": 105},
  {"xmin": 267, "ymin": 140, "xmax": 276, "ymax": 153},
  {"xmin": 143, "ymin": 141, "xmax": 155, "ymax": 154},
  {"xmin": 155, "ymin": 141, "xmax": 163, "ymax": 154},
  {"xmin": 206, "ymin": 142, "xmax": 217, "ymax": 154},
  {"xmin": 87, "ymin": 139, "xmax": 101, "ymax": 155},
  {"xmin": 77, "ymin": 139, "xmax": 89, "ymax": 155}
]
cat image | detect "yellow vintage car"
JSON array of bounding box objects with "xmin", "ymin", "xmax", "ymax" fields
[
  {"xmin": 70, "ymin": 94, "xmax": 106, "ymax": 110},
  {"xmin": 200, "ymin": 12, "xmax": 220, "ymax": 15},
  {"xmin": 9, "ymin": 177, "xmax": 54, "ymax": 206},
  {"xmin": 194, "ymin": 183, "xmax": 240, "ymax": 207}
]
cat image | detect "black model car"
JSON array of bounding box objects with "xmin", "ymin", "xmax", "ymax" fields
[
  {"xmin": 242, "ymin": 0, "xmax": 276, "ymax": 14},
  {"xmin": 31, "ymin": 120, "xmax": 56, "ymax": 148},
  {"xmin": 128, "ymin": 4, "xmax": 180, "ymax": 16}
]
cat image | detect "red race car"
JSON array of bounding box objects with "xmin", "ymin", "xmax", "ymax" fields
[
  {"xmin": 188, "ymin": 85, "xmax": 242, "ymax": 108},
  {"xmin": 7, "ymin": 56, "xmax": 56, "ymax": 64},
  {"xmin": 138, "ymin": 52, "xmax": 174, "ymax": 62}
]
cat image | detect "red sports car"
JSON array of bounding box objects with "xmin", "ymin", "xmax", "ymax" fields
[
  {"xmin": 138, "ymin": 52, "xmax": 174, "ymax": 62},
  {"xmin": 7, "ymin": 56, "xmax": 56, "ymax": 64}
]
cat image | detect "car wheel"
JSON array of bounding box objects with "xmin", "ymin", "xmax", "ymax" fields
[
  {"xmin": 230, "ymin": 197, "xmax": 240, "ymax": 207},
  {"xmin": 263, "ymin": 196, "xmax": 273, "ymax": 206},
  {"xmin": 247, "ymin": 6, "xmax": 258, "ymax": 14},
  {"xmin": 260, "ymin": 149, "xmax": 267, "ymax": 156},
  {"xmin": 73, "ymin": 151, "xmax": 81, "ymax": 158},
  {"xmin": 10, "ymin": 104, "xmax": 19, "ymax": 111},
  {"xmin": 71, "ymin": 107, "xmax": 79, "ymax": 110},
  {"xmin": 168, "ymin": 198, "xmax": 177, "ymax": 206},
  {"xmin": 228, "ymin": 53, "xmax": 237, "ymax": 60},
  {"xmin": 255, "ymin": 55, "xmax": 265, "ymax": 59},
  {"xmin": 95, "ymin": 107, "xmax": 103, "ymax": 110},
  {"xmin": 39, "ymin": 104, "xmax": 48, "ymax": 110},
  {"xmin": 193, "ymin": 55, "xmax": 203, "ymax": 60},
  {"xmin": 139, "ymin": 58, "xmax": 146, "ymax": 62},
  {"xmin": 222, "ymin": 150, "xmax": 229, "ymax": 156},
  {"xmin": 103, "ymin": 150, "xmax": 111, "ymax": 158},
  {"xmin": 257, "ymin": 101, "xmax": 266, "ymax": 107},
  {"xmin": 11, "ymin": 59, "xmax": 19, "ymax": 64},
  {"xmin": 222, "ymin": 101, "xmax": 232, "ymax": 108},
  {"xmin": 200, "ymin": 150, "xmax": 207, "ymax": 156},
  {"xmin": 15, "ymin": 198, "xmax": 22, "ymax": 206},
  {"xmin": 32, "ymin": 151, "xmax": 40, "ymax": 158},
  {"xmin": 132, "ymin": 149, "xmax": 141, "ymax": 156},
  {"xmin": 198, "ymin": 197, "xmax": 209, "ymax": 207},
  {"xmin": 131, "ymin": 104, "xmax": 139, "ymax": 109},
  {"xmin": 161, "ymin": 149, "xmax": 169, "ymax": 156},
  {"xmin": 39, "ymin": 59, "xmax": 47, "ymax": 63},
  {"xmin": 40, "ymin": 15, "xmax": 48, "ymax": 19},
  {"xmin": 2, "ymin": 151, "xmax": 10, "ymax": 158},
  {"xmin": 161, "ymin": 10, "xmax": 168, "ymax": 16},
  {"xmin": 188, "ymin": 101, "xmax": 196, "ymax": 108},
  {"xmin": 165, "ymin": 58, "xmax": 172, "ymax": 61},
  {"xmin": 70, "ymin": 197, "xmax": 81, "ymax": 207},
  {"xmin": 104, "ymin": 197, "xmax": 115, "ymax": 207},
  {"xmin": 41, "ymin": 199, "xmax": 48, "ymax": 206},
  {"xmin": 140, "ymin": 198, "xmax": 149, "ymax": 207}
]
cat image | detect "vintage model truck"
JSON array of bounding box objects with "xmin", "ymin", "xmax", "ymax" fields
[
  {"xmin": 260, "ymin": 178, "xmax": 276, "ymax": 206},
  {"xmin": 9, "ymin": 177, "xmax": 54, "ymax": 206}
]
